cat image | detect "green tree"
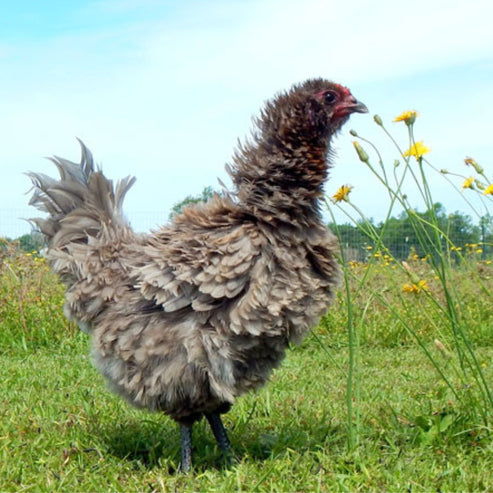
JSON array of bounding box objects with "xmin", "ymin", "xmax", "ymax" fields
[
  {"xmin": 16, "ymin": 232, "xmax": 45, "ymax": 253},
  {"xmin": 479, "ymin": 213, "xmax": 493, "ymax": 257},
  {"xmin": 169, "ymin": 186, "xmax": 217, "ymax": 219},
  {"xmin": 445, "ymin": 211, "xmax": 479, "ymax": 249},
  {"xmin": 378, "ymin": 212, "xmax": 416, "ymax": 260},
  {"xmin": 330, "ymin": 204, "xmax": 482, "ymax": 262}
]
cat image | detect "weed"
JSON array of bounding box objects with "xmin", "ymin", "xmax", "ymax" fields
[{"xmin": 326, "ymin": 110, "xmax": 492, "ymax": 453}]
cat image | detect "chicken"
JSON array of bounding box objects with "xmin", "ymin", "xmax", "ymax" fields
[{"xmin": 28, "ymin": 78, "xmax": 367, "ymax": 471}]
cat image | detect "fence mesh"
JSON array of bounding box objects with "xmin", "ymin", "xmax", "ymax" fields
[{"xmin": 2, "ymin": 208, "xmax": 491, "ymax": 262}]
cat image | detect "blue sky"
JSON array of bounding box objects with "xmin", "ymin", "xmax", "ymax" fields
[{"xmin": 1, "ymin": 0, "xmax": 492, "ymax": 237}]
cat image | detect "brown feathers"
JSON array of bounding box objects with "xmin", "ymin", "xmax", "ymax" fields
[{"xmin": 27, "ymin": 78, "xmax": 367, "ymax": 466}]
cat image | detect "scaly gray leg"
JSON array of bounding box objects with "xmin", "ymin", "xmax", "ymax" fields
[
  {"xmin": 180, "ymin": 425, "xmax": 193, "ymax": 473},
  {"xmin": 205, "ymin": 412, "xmax": 230, "ymax": 454}
]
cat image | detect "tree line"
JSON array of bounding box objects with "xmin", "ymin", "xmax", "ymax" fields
[{"xmin": 331, "ymin": 202, "xmax": 493, "ymax": 261}]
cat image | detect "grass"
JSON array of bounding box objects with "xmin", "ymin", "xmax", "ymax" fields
[
  {"xmin": 1, "ymin": 248, "xmax": 492, "ymax": 491},
  {"xmin": 2, "ymin": 333, "xmax": 493, "ymax": 491}
]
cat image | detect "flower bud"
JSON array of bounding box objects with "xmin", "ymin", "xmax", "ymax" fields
[
  {"xmin": 373, "ymin": 114, "xmax": 383, "ymax": 126},
  {"xmin": 475, "ymin": 179, "xmax": 485, "ymax": 191},
  {"xmin": 464, "ymin": 157, "xmax": 484, "ymax": 174},
  {"xmin": 353, "ymin": 141, "xmax": 369, "ymax": 163},
  {"xmin": 349, "ymin": 129, "xmax": 358, "ymax": 137}
]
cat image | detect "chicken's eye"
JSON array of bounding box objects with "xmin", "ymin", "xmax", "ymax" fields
[{"xmin": 324, "ymin": 91, "xmax": 337, "ymax": 104}]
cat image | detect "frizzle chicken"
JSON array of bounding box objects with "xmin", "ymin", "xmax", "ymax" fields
[{"xmin": 28, "ymin": 78, "xmax": 367, "ymax": 471}]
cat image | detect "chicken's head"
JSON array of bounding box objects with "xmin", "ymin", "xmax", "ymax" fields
[{"xmin": 261, "ymin": 78, "xmax": 368, "ymax": 147}]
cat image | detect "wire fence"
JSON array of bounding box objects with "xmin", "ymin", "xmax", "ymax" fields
[
  {"xmin": 0, "ymin": 209, "xmax": 33, "ymax": 239},
  {"xmin": 0, "ymin": 209, "xmax": 171, "ymax": 240},
  {"xmin": 3, "ymin": 208, "xmax": 491, "ymax": 263}
]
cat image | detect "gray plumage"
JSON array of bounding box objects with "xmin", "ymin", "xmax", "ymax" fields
[{"xmin": 27, "ymin": 78, "xmax": 367, "ymax": 470}]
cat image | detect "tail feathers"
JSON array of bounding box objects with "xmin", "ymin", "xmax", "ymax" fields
[{"xmin": 28, "ymin": 139, "xmax": 136, "ymax": 244}]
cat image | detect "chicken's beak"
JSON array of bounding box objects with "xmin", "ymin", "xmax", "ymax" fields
[
  {"xmin": 333, "ymin": 96, "xmax": 368, "ymax": 119},
  {"xmin": 343, "ymin": 97, "xmax": 368, "ymax": 115},
  {"xmin": 351, "ymin": 99, "xmax": 368, "ymax": 114}
]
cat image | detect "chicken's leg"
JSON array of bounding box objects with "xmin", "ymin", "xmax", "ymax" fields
[
  {"xmin": 205, "ymin": 412, "xmax": 230, "ymax": 454},
  {"xmin": 180, "ymin": 425, "xmax": 193, "ymax": 472}
]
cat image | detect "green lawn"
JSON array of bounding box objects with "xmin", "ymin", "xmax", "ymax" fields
[
  {"xmin": 1, "ymin": 332, "xmax": 492, "ymax": 492},
  {"xmin": 1, "ymin": 245, "xmax": 492, "ymax": 491}
]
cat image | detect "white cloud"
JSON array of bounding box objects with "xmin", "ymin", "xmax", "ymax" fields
[{"xmin": 138, "ymin": 0, "xmax": 493, "ymax": 85}]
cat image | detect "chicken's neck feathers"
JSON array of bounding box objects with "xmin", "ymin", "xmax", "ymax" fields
[
  {"xmin": 228, "ymin": 139, "xmax": 333, "ymax": 226},
  {"xmin": 226, "ymin": 89, "xmax": 337, "ymax": 224}
]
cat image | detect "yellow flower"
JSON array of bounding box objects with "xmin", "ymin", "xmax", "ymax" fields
[
  {"xmin": 483, "ymin": 184, "xmax": 493, "ymax": 195},
  {"xmin": 332, "ymin": 184, "xmax": 353, "ymax": 202},
  {"xmin": 402, "ymin": 279, "xmax": 429, "ymax": 294},
  {"xmin": 462, "ymin": 177, "xmax": 474, "ymax": 189},
  {"xmin": 403, "ymin": 141, "xmax": 430, "ymax": 159},
  {"xmin": 394, "ymin": 110, "xmax": 418, "ymax": 125},
  {"xmin": 402, "ymin": 283, "xmax": 418, "ymax": 293},
  {"xmin": 348, "ymin": 260, "xmax": 360, "ymax": 269}
]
